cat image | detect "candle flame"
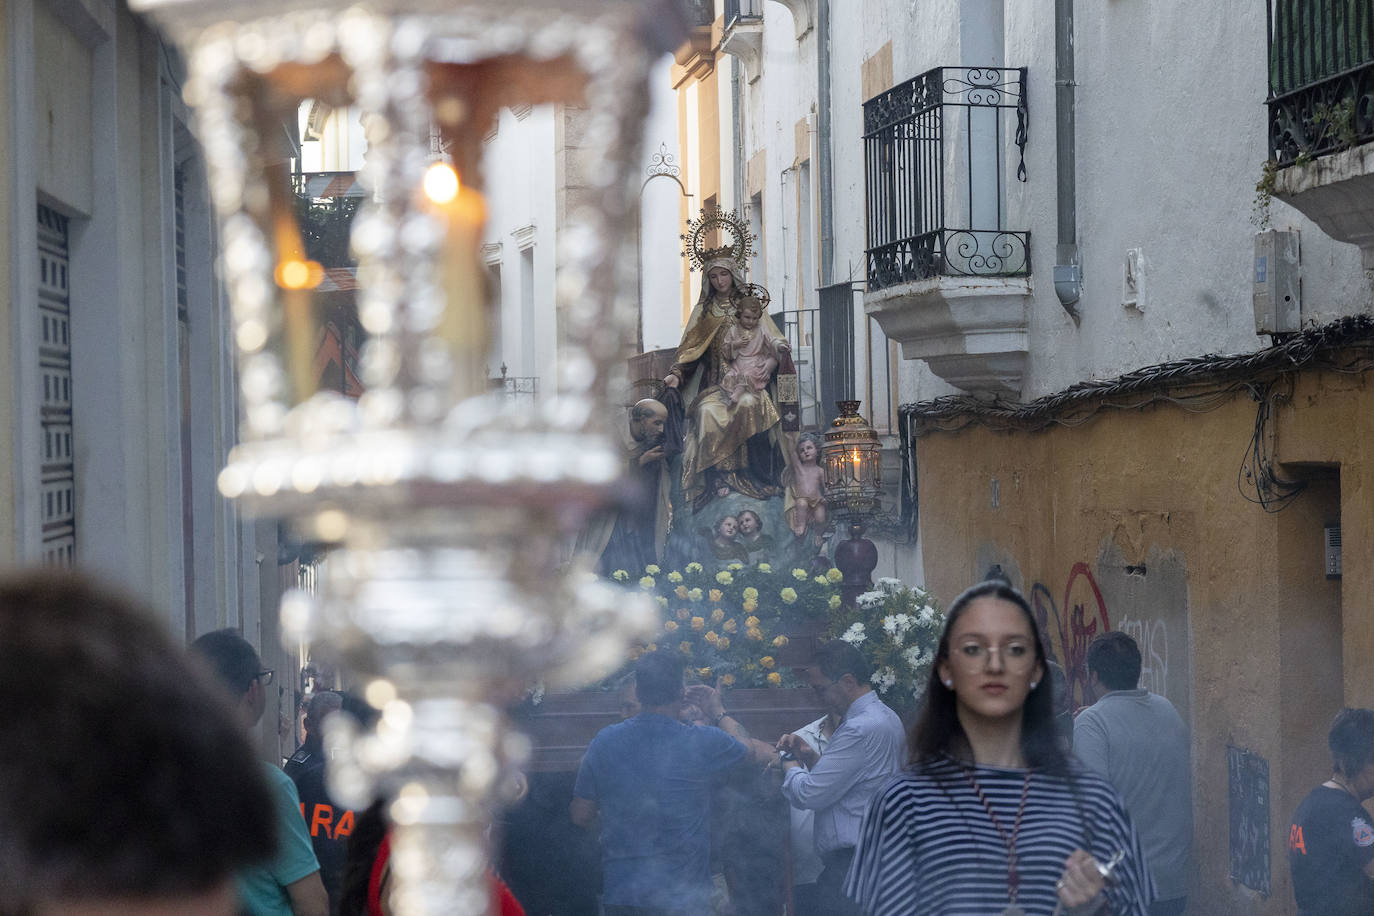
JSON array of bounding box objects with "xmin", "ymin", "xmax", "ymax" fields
[{"xmin": 423, "ymin": 162, "xmax": 461, "ymax": 204}]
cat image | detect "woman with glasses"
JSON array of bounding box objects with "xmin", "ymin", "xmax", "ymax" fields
[{"xmin": 846, "ymin": 581, "xmax": 1155, "ymax": 915}]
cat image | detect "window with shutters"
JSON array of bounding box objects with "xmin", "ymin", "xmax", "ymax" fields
[{"xmin": 37, "ymin": 204, "xmax": 76, "ymax": 567}]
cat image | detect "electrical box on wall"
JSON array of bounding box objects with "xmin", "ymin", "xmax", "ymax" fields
[
  {"xmin": 1253, "ymin": 230, "xmax": 1302, "ymax": 334},
  {"xmin": 1325, "ymin": 524, "xmax": 1342, "ymax": 579}
]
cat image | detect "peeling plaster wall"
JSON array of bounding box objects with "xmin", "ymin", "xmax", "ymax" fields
[{"xmin": 915, "ymin": 365, "xmax": 1372, "ymax": 914}]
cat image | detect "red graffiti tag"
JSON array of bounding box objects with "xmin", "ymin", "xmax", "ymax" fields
[{"xmin": 1032, "ymin": 563, "xmax": 1111, "ymax": 711}]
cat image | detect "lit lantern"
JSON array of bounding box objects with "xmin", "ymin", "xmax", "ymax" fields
[
  {"xmin": 821, "ymin": 400, "xmax": 883, "ymax": 606},
  {"xmin": 128, "ymin": 1, "xmax": 685, "ymax": 913}
]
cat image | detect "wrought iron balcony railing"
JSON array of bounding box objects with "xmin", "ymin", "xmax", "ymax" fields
[
  {"xmin": 1268, "ymin": 0, "xmax": 1374, "ymax": 166},
  {"xmin": 724, "ymin": 0, "xmax": 763, "ymax": 29},
  {"xmin": 863, "ymin": 66, "xmax": 1029, "ymax": 292}
]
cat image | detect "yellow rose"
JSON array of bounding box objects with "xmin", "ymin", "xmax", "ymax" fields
[
  {"xmin": 677, "ymin": 608, "xmax": 691, "ymax": 621},
  {"xmin": 668, "ymin": 571, "xmax": 684, "ymax": 583},
  {"xmin": 646, "ymin": 564, "xmax": 661, "ymax": 575},
  {"xmin": 723, "ymin": 619, "xmax": 738, "ymax": 633},
  {"xmin": 686, "ymin": 562, "xmax": 703, "ymax": 573},
  {"xmin": 717, "ymin": 636, "xmax": 731, "ymax": 649},
  {"xmin": 728, "ymin": 562, "xmax": 744, "ymax": 571},
  {"xmin": 792, "ymin": 568, "xmax": 808, "ymax": 581},
  {"xmin": 697, "ymin": 667, "xmax": 712, "ymax": 680},
  {"xmin": 746, "ymin": 627, "xmax": 764, "ymax": 641},
  {"xmin": 628, "ymin": 646, "xmax": 644, "ymax": 660},
  {"xmin": 664, "ymin": 620, "xmax": 679, "ymax": 632},
  {"xmin": 704, "ymin": 631, "xmax": 720, "ymax": 644},
  {"xmin": 742, "ymin": 599, "xmax": 758, "ymax": 613},
  {"xmin": 691, "ymin": 616, "xmax": 705, "ymax": 631},
  {"xmin": 716, "ymin": 571, "xmax": 734, "ymax": 585},
  {"xmin": 647, "ymin": 642, "xmax": 657, "ymax": 651},
  {"xmin": 767, "ymin": 672, "xmax": 782, "ymax": 686},
  {"xmin": 742, "ymin": 587, "xmax": 759, "ymax": 601},
  {"xmin": 772, "ymin": 635, "xmax": 789, "ymax": 648},
  {"xmin": 745, "ymin": 616, "xmax": 760, "ymax": 628},
  {"xmin": 709, "ymin": 589, "xmax": 724, "ymax": 603},
  {"xmin": 688, "ymin": 588, "xmax": 704, "ymax": 601},
  {"xmin": 813, "ymin": 575, "xmax": 828, "ymax": 586},
  {"xmin": 640, "ymin": 576, "xmax": 656, "ymax": 589},
  {"xmin": 720, "ymin": 673, "xmax": 736, "ymax": 687},
  {"xmin": 655, "ymin": 596, "xmax": 669, "ymax": 607},
  {"xmin": 679, "ymin": 641, "xmax": 694, "ymax": 654},
  {"xmin": 828, "ymin": 595, "xmax": 842, "ymax": 610},
  {"xmin": 612, "ymin": 570, "xmax": 630, "ymax": 581},
  {"xmin": 826, "ymin": 567, "xmax": 843, "ymax": 583},
  {"xmin": 711, "ymin": 608, "xmax": 725, "ymax": 622},
  {"xmin": 780, "ymin": 588, "xmax": 798, "ymax": 604},
  {"xmin": 760, "ymin": 656, "xmax": 776, "ymax": 669},
  {"xmin": 757, "ymin": 563, "xmax": 772, "ymax": 573},
  {"xmin": 675, "ymin": 585, "xmax": 689, "ymax": 599}
]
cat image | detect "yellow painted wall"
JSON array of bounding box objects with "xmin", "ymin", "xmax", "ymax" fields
[{"xmin": 914, "ymin": 365, "xmax": 1373, "ymax": 914}]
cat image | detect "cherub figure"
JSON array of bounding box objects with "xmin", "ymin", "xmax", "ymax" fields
[
  {"xmin": 783, "ymin": 432, "xmax": 827, "ymax": 538},
  {"xmin": 705, "ymin": 514, "xmax": 749, "ymax": 562},
  {"xmin": 736, "ymin": 509, "xmax": 775, "ymax": 559}
]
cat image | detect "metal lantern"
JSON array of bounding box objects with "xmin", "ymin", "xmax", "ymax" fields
[
  {"xmin": 128, "ymin": 1, "xmax": 682, "ymax": 912},
  {"xmin": 821, "ymin": 400, "xmax": 882, "ymax": 606},
  {"xmin": 821, "ymin": 399, "xmax": 883, "ymax": 521}
]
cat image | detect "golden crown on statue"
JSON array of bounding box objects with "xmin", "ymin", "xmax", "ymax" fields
[
  {"xmin": 129, "ymin": 0, "xmax": 686, "ymax": 913},
  {"xmin": 681, "ymin": 204, "xmax": 756, "ymax": 274}
]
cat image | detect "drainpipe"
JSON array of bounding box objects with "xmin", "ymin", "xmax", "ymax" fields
[
  {"xmin": 817, "ymin": 0, "xmax": 834, "ymax": 285},
  {"xmin": 1053, "ymin": 0, "xmax": 1082, "ymax": 323},
  {"xmin": 732, "ymin": 52, "xmax": 745, "ymax": 211}
]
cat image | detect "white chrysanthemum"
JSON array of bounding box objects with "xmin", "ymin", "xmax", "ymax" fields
[
  {"xmin": 841, "ymin": 622, "xmax": 867, "ymax": 646},
  {"xmin": 856, "ymin": 590, "xmax": 885, "ymax": 610},
  {"xmin": 902, "ymin": 645, "xmax": 925, "ymax": 669},
  {"xmin": 877, "ymin": 577, "xmax": 903, "ymax": 595},
  {"xmin": 870, "ymin": 666, "xmax": 897, "ymax": 693},
  {"xmin": 882, "ymin": 615, "xmax": 899, "ymax": 635},
  {"xmin": 918, "ymin": 605, "xmax": 937, "ymax": 624}
]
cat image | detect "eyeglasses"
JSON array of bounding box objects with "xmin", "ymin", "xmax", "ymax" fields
[
  {"xmin": 951, "ymin": 643, "xmax": 1036, "ymax": 671},
  {"xmin": 256, "ymin": 669, "xmax": 275, "ymax": 686}
]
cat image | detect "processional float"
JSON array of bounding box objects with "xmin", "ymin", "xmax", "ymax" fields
[{"xmin": 128, "ymin": 0, "xmax": 684, "ymax": 912}]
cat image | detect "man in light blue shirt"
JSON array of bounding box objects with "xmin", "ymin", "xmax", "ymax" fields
[
  {"xmin": 778, "ymin": 641, "xmax": 905, "ymax": 916},
  {"xmin": 1075, "ymin": 631, "xmax": 1192, "ymax": 916}
]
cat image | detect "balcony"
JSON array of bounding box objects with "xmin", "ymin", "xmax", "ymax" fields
[
  {"xmin": 1267, "ymin": 0, "xmax": 1374, "ymax": 266},
  {"xmin": 862, "ymin": 66, "xmax": 1032, "ymax": 396},
  {"xmin": 720, "ymin": 0, "xmax": 764, "ymax": 82}
]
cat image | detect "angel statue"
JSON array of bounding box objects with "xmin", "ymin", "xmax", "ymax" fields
[{"xmin": 663, "ymin": 207, "xmax": 798, "ymax": 514}]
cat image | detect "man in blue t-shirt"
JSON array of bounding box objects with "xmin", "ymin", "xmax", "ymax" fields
[{"xmin": 571, "ymin": 648, "xmax": 774, "ymax": 915}]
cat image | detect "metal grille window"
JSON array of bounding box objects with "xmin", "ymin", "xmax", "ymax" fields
[
  {"xmin": 864, "ymin": 67, "xmax": 1029, "ymax": 291},
  {"xmin": 37, "ymin": 204, "xmax": 75, "ymax": 567},
  {"xmin": 725, "ymin": 0, "xmax": 763, "ymax": 28},
  {"xmin": 1268, "ymin": 0, "xmax": 1374, "ymax": 165}
]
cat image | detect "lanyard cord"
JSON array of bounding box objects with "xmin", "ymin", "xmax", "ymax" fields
[{"xmin": 962, "ymin": 766, "xmax": 1033, "ymax": 905}]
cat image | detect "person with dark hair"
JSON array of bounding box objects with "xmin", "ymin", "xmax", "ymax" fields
[
  {"xmin": 286, "ymin": 691, "xmax": 352, "ymax": 915},
  {"xmin": 775, "ymin": 640, "xmax": 905, "ymax": 916},
  {"xmin": 192, "ymin": 629, "xmax": 330, "ymax": 916},
  {"xmin": 847, "ymin": 581, "xmax": 1155, "ymax": 915},
  {"xmin": 1288, "ymin": 707, "xmax": 1374, "ymax": 915},
  {"xmin": 569, "ymin": 648, "xmax": 771, "ymax": 914},
  {"xmin": 0, "ymin": 572, "xmax": 275, "ymax": 915},
  {"xmin": 1076, "ymin": 631, "xmax": 1192, "ymax": 915}
]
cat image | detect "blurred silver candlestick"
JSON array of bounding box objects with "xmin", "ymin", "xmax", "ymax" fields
[{"xmin": 129, "ymin": 0, "xmax": 685, "ymax": 912}]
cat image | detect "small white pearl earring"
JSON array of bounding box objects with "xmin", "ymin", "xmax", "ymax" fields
[
  {"xmin": 943, "ymin": 679, "xmax": 953, "ymax": 688},
  {"xmin": 1029, "ymin": 680, "xmax": 1038, "ymax": 689}
]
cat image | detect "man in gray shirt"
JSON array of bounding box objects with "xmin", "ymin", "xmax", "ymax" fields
[
  {"xmin": 1075, "ymin": 631, "xmax": 1192, "ymax": 915},
  {"xmin": 778, "ymin": 641, "xmax": 906, "ymax": 916}
]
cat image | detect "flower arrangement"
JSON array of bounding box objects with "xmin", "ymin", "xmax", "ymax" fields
[
  {"xmin": 825, "ymin": 577, "xmax": 943, "ymax": 717},
  {"xmin": 610, "ymin": 561, "xmax": 843, "ymax": 687}
]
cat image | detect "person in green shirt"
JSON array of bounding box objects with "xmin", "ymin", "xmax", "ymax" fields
[{"xmin": 193, "ymin": 629, "xmax": 330, "ymax": 916}]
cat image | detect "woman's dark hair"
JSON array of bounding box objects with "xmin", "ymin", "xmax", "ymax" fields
[
  {"xmin": 909, "ymin": 580, "xmax": 1072, "ymax": 775},
  {"xmin": 1329, "ymin": 707, "xmax": 1374, "ymax": 777}
]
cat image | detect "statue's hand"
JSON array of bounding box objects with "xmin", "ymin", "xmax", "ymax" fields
[
  {"xmin": 639, "ymin": 446, "xmax": 666, "ymax": 466},
  {"xmin": 663, "ymin": 375, "xmax": 680, "ymax": 390}
]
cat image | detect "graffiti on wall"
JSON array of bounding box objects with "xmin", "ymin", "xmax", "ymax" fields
[
  {"xmin": 1228, "ymin": 745, "xmax": 1272, "ymax": 897},
  {"xmin": 1031, "ymin": 562, "xmax": 1111, "ymax": 711}
]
